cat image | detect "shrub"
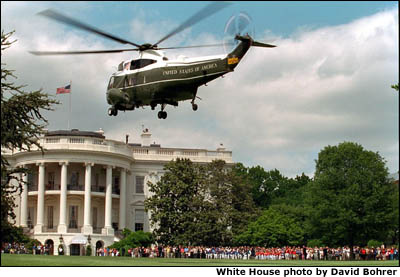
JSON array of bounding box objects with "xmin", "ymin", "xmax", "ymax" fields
[
  {"xmin": 307, "ymin": 239, "xmax": 324, "ymax": 248},
  {"xmin": 86, "ymin": 245, "xmax": 92, "ymax": 256},
  {"xmin": 367, "ymin": 240, "xmax": 383, "ymax": 248},
  {"xmin": 109, "ymin": 230, "xmax": 154, "ymax": 250},
  {"xmin": 25, "ymin": 239, "xmax": 42, "ymax": 254}
]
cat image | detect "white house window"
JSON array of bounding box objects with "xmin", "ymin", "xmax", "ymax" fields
[
  {"xmin": 112, "ymin": 208, "xmax": 119, "ymax": 230},
  {"xmin": 135, "ymin": 209, "xmax": 145, "ymax": 231},
  {"xmin": 47, "ymin": 172, "xmax": 55, "ymax": 190},
  {"xmin": 28, "ymin": 173, "xmax": 36, "ymax": 191},
  {"xmin": 70, "ymin": 172, "xmax": 79, "ymax": 186},
  {"xmin": 136, "ymin": 176, "xmax": 144, "ymax": 194},
  {"xmin": 113, "ymin": 176, "xmax": 120, "ymax": 194},
  {"xmin": 48, "ymin": 172, "xmax": 55, "ymax": 185},
  {"xmin": 92, "ymin": 207, "xmax": 97, "ymax": 228},
  {"xmin": 47, "ymin": 206, "xmax": 54, "ymax": 229},
  {"xmin": 69, "ymin": 205, "xmax": 78, "ymax": 228},
  {"xmin": 95, "ymin": 173, "xmax": 99, "ymax": 186},
  {"xmin": 27, "ymin": 207, "xmax": 34, "ymax": 229}
]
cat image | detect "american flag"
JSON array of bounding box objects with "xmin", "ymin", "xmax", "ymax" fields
[{"xmin": 56, "ymin": 84, "xmax": 71, "ymax": 94}]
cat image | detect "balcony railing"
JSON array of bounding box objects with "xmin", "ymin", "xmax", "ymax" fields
[
  {"xmin": 28, "ymin": 184, "xmax": 38, "ymax": 192},
  {"xmin": 67, "ymin": 225, "xmax": 82, "ymax": 233},
  {"xmin": 43, "ymin": 225, "xmax": 57, "ymax": 233},
  {"xmin": 67, "ymin": 184, "xmax": 84, "ymax": 191},
  {"xmin": 46, "ymin": 183, "xmax": 60, "ymax": 190},
  {"xmin": 93, "ymin": 227, "xmax": 102, "ymax": 234},
  {"xmin": 91, "ymin": 186, "xmax": 105, "ymax": 193},
  {"xmin": 27, "ymin": 183, "xmax": 120, "ymax": 194}
]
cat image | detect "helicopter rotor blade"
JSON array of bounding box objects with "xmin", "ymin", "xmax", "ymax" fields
[
  {"xmin": 252, "ymin": 41, "xmax": 276, "ymax": 48},
  {"xmin": 37, "ymin": 9, "xmax": 142, "ymax": 48},
  {"xmin": 29, "ymin": 48, "xmax": 139, "ymax": 56},
  {"xmin": 153, "ymin": 1, "xmax": 232, "ymax": 47},
  {"xmin": 157, "ymin": 42, "xmax": 234, "ymax": 50}
]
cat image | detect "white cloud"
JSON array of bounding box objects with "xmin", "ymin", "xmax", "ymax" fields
[{"xmin": 2, "ymin": 4, "xmax": 398, "ymax": 177}]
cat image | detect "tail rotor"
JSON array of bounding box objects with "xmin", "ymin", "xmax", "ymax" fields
[{"xmin": 223, "ymin": 12, "xmax": 254, "ymax": 54}]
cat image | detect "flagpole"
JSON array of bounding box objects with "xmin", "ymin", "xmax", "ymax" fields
[{"xmin": 69, "ymin": 80, "xmax": 72, "ymax": 130}]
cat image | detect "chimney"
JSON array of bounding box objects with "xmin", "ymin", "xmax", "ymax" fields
[
  {"xmin": 217, "ymin": 143, "xmax": 226, "ymax": 151},
  {"xmin": 141, "ymin": 128, "xmax": 151, "ymax": 146},
  {"xmin": 96, "ymin": 128, "xmax": 104, "ymax": 136}
]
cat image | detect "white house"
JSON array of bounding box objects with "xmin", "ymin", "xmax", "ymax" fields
[{"xmin": 3, "ymin": 128, "xmax": 232, "ymax": 255}]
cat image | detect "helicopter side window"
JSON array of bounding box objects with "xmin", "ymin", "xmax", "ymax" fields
[
  {"xmin": 130, "ymin": 60, "xmax": 140, "ymax": 70},
  {"xmin": 130, "ymin": 59, "xmax": 157, "ymax": 70},
  {"xmin": 118, "ymin": 62, "xmax": 124, "ymax": 72},
  {"xmin": 140, "ymin": 59, "xmax": 157, "ymax": 68},
  {"xmin": 124, "ymin": 61, "xmax": 131, "ymax": 71}
]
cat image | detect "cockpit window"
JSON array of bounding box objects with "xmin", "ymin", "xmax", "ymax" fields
[
  {"xmin": 130, "ymin": 59, "xmax": 157, "ymax": 70},
  {"xmin": 108, "ymin": 76, "xmax": 115, "ymax": 89}
]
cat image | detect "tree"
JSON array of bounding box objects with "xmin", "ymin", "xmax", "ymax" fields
[
  {"xmin": 1, "ymin": 30, "xmax": 58, "ymax": 242},
  {"xmin": 229, "ymin": 163, "xmax": 260, "ymax": 238},
  {"xmin": 234, "ymin": 206, "xmax": 304, "ymax": 247},
  {"xmin": 145, "ymin": 158, "xmax": 205, "ymax": 246},
  {"xmin": 248, "ymin": 166, "xmax": 288, "ymax": 209},
  {"xmin": 194, "ymin": 160, "xmax": 234, "ymax": 245},
  {"xmin": 271, "ymin": 173, "xmax": 311, "ymax": 206},
  {"xmin": 199, "ymin": 160, "xmax": 259, "ymax": 245},
  {"xmin": 305, "ymin": 142, "xmax": 395, "ymax": 258},
  {"xmin": 391, "ymin": 83, "xmax": 399, "ymax": 92},
  {"xmin": 386, "ymin": 179, "xmax": 398, "ymax": 246},
  {"xmin": 145, "ymin": 159, "xmax": 259, "ymax": 246}
]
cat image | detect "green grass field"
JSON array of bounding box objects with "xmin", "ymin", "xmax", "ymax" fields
[{"xmin": 1, "ymin": 254, "xmax": 399, "ymax": 266}]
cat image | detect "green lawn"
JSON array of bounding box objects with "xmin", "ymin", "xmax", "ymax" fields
[{"xmin": 1, "ymin": 254, "xmax": 399, "ymax": 266}]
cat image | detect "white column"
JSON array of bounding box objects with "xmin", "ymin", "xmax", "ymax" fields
[
  {"xmin": 82, "ymin": 163, "xmax": 93, "ymax": 234},
  {"xmin": 58, "ymin": 162, "xmax": 68, "ymax": 233},
  {"xmin": 35, "ymin": 163, "xmax": 45, "ymax": 233},
  {"xmin": 103, "ymin": 165, "xmax": 114, "ymax": 235},
  {"xmin": 20, "ymin": 170, "xmax": 28, "ymax": 228},
  {"xmin": 119, "ymin": 168, "xmax": 126, "ymax": 230}
]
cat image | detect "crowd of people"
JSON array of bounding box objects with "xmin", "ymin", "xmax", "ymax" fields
[
  {"xmin": 1, "ymin": 242, "xmax": 53, "ymax": 255},
  {"xmin": 1, "ymin": 242, "xmax": 27, "ymax": 254},
  {"xmin": 97, "ymin": 245, "xmax": 399, "ymax": 261},
  {"xmin": 3, "ymin": 242, "xmax": 398, "ymax": 261}
]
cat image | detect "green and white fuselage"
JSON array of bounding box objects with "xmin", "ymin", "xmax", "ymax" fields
[{"xmin": 106, "ymin": 35, "xmax": 253, "ymax": 117}]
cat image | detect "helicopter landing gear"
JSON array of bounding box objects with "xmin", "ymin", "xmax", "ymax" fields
[
  {"xmin": 108, "ymin": 106, "xmax": 118, "ymax": 116},
  {"xmin": 191, "ymin": 99, "xmax": 198, "ymax": 111},
  {"xmin": 157, "ymin": 104, "xmax": 167, "ymax": 119},
  {"xmin": 158, "ymin": 111, "xmax": 167, "ymax": 119}
]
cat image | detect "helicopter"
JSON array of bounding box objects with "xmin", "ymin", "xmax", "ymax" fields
[{"xmin": 30, "ymin": 2, "xmax": 276, "ymax": 119}]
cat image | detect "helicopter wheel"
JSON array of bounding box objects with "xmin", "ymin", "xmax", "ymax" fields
[
  {"xmin": 158, "ymin": 111, "xmax": 167, "ymax": 119},
  {"xmin": 192, "ymin": 103, "xmax": 198, "ymax": 111},
  {"xmin": 108, "ymin": 107, "xmax": 117, "ymax": 116}
]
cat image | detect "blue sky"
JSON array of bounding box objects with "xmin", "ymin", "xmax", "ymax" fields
[
  {"xmin": 3, "ymin": 2, "xmax": 397, "ymax": 46},
  {"xmin": 1, "ymin": 1, "xmax": 399, "ymax": 177}
]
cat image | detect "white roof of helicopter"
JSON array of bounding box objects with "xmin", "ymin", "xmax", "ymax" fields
[
  {"xmin": 114, "ymin": 49, "xmax": 227, "ymax": 76},
  {"xmin": 141, "ymin": 49, "xmax": 226, "ymax": 65}
]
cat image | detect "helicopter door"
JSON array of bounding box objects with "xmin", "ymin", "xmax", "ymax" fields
[{"xmin": 124, "ymin": 75, "xmax": 129, "ymax": 88}]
